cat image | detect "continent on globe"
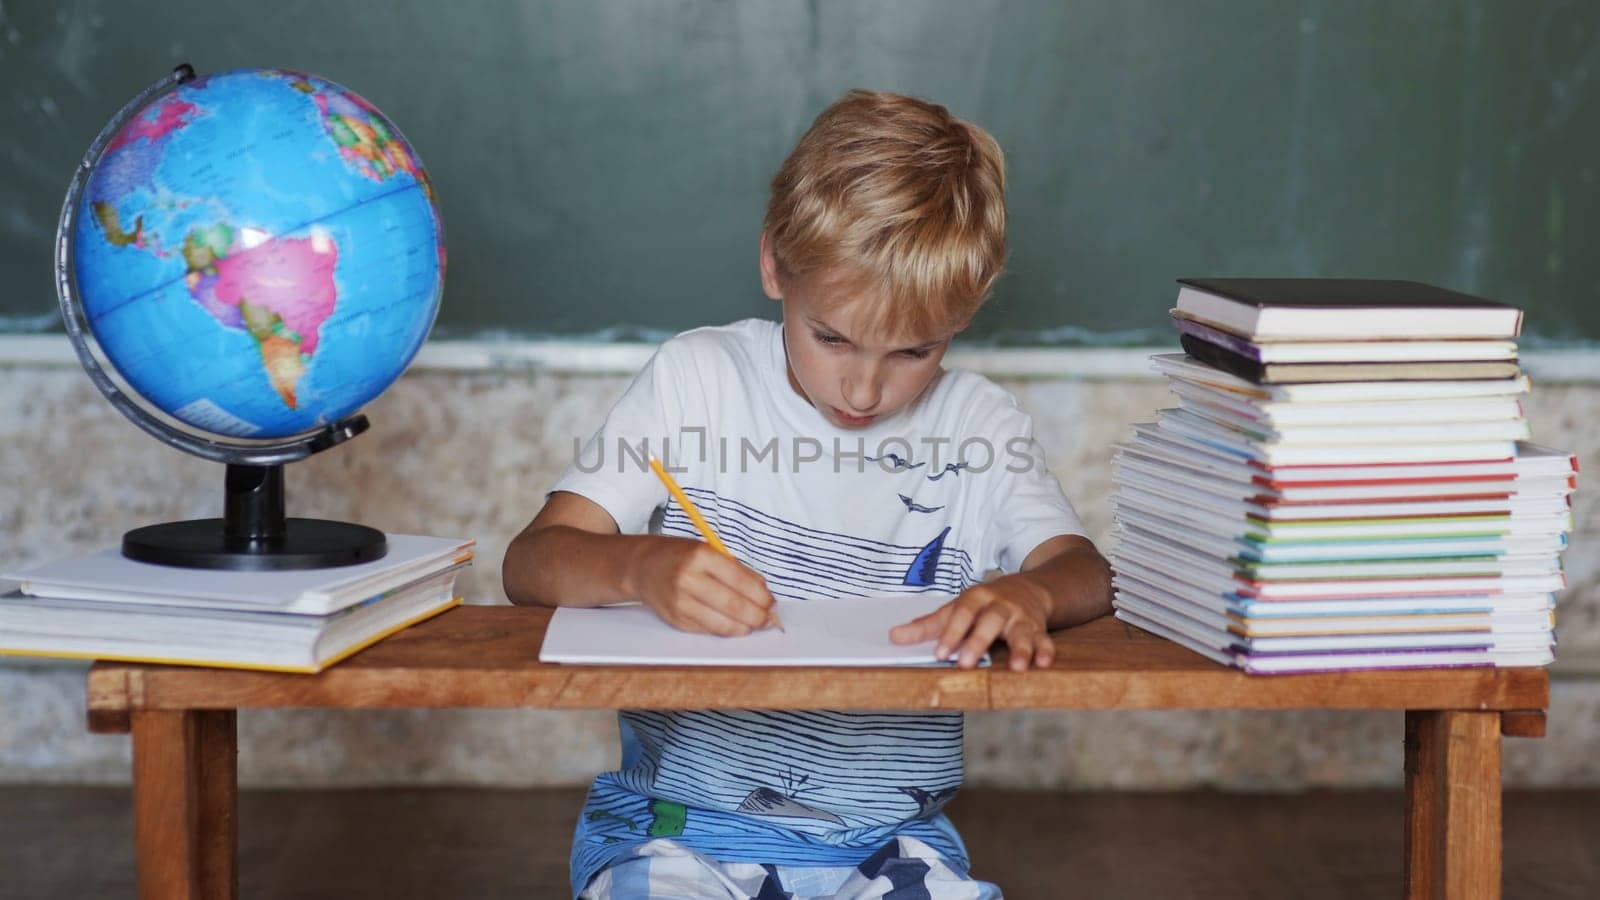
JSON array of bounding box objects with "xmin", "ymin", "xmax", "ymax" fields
[
  {"xmin": 90, "ymin": 202, "xmax": 143, "ymax": 248},
  {"xmin": 298, "ymin": 75, "xmax": 429, "ymax": 195},
  {"xmin": 88, "ymin": 93, "xmax": 202, "ymax": 252},
  {"xmin": 104, "ymin": 93, "xmax": 200, "ymax": 155},
  {"xmin": 182, "ymin": 224, "xmax": 338, "ymax": 409}
]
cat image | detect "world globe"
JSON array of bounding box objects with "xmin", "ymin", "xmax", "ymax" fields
[
  {"xmin": 56, "ymin": 65, "xmax": 444, "ymax": 569},
  {"xmin": 67, "ymin": 66, "xmax": 442, "ymax": 441}
]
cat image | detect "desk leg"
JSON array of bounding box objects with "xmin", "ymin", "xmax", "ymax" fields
[
  {"xmin": 1404, "ymin": 710, "xmax": 1501, "ymax": 899},
  {"xmin": 131, "ymin": 709, "xmax": 238, "ymax": 900}
]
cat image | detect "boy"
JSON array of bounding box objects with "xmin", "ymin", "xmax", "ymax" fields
[{"xmin": 504, "ymin": 89, "xmax": 1112, "ymax": 899}]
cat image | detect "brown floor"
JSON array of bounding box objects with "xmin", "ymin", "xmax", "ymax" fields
[{"xmin": 2, "ymin": 786, "xmax": 1595, "ymax": 898}]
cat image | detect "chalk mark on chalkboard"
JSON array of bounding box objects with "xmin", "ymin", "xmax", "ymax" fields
[
  {"xmin": 1532, "ymin": 3, "xmax": 1600, "ymax": 132},
  {"xmin": 0, "ymin": 312, "xmax": 58, "ymax": 332}
]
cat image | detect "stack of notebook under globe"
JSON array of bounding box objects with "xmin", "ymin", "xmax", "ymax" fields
[
  {"xmin": 1111, "ymin": 279, "xmax": 1576, "ymax": 674},
  {"xmin": 0, "ymin": 534, "xmax": 475, "ymax": 673}
]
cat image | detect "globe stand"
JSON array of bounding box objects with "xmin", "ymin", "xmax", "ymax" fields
[{"xmin": 123, "ymin": 461, "xmax": 387, "ymax": 571}]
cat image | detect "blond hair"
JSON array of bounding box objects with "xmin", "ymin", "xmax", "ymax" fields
[{"xmin": 764, "ymin": 89, "xmax": 1007, "ymax": 341}]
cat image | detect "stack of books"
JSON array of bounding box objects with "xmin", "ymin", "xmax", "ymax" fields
[
  {"xmin": 1111, "ymin": 279, "xmax": 1576, "ymax": 674},
  {"xmin": 0, "ymin": 534, "xmax": 474, "ymax": 673}
]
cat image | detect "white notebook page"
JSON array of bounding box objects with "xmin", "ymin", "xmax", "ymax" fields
[{"xmin": 539, "ymin": 593, "xmax": 969, "ymax": 666}]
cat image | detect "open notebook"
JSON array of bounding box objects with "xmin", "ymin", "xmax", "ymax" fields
[{"xmin": 539, "ymin": 593, "xmax": 977, "ymax": 666}]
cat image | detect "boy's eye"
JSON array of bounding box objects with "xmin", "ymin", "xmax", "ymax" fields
[
  {"xmin": 900, "ymin": 348, "xmax": 933, "ymax": 360},
  {"xmin": 813, "ymin": 331, "xmax": 846, "ymax": 346}
]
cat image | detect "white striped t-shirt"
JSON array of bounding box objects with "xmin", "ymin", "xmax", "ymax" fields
[{"xmin": 551, "ymin": 318, "xmax": 1084, "ymax": 895}]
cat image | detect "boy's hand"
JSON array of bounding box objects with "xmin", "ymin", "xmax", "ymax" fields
[
  {"xmin": 888, "ymin": 576, "xmax": 1055, "ymax": 671},
  {"xmin": 627, "ymin": 536, "xmax": 779, "ymax": 636}
]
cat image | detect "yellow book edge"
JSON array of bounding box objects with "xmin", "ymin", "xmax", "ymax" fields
[{"xmin": 0, "ymin": 597, "xmax": 462, "ymax": 674}]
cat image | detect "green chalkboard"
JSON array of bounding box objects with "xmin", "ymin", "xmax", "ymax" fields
[{"xmin": 2, "ymin": 1, "xmax": 1597, "ymax": 344}]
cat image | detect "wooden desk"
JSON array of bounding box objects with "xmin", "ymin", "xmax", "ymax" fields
[{"xmin": 86, "ymin": 607, "xmax": 1549, "ymax": 900}]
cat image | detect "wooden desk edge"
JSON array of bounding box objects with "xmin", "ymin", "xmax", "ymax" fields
[
  {"xmin": 985, "ymin": 666, "xmax": 1551, "ymax": 711},
  {"xmin": 87, "ymin": 666, "xmax": 132, "ymax": 734},
  {"xmin": 1499, "ymin": 709, "xmax": 1547, "ymax": 738},
  {"xmin": 86, "ymin": 662, "xmax": 1550, "ymax": 719},
  {"xmin": 81, "ymin": 608, "xmax": 1550, "ymax": 724},
  {"xmin": 84, "ymin": 662, "xmax": 994, "ymax": 720}
]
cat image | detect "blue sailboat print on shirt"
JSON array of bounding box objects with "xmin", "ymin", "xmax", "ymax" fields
[{"xmin": 903, "ymin": 526, "xmax": 951, "ymax": 586}]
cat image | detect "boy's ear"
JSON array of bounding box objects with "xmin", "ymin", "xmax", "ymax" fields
[{"xmin": 758, "ymin": 232, "xmax": 783, "ymax": 301}]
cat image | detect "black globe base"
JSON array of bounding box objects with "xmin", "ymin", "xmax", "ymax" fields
[
  {"xmin": 120, "ymin": 462, "xmax": 387, "ymax": 570},
  {"xmin": 123, "ymin": 518, "xmax": 388, "ymax": 570}
]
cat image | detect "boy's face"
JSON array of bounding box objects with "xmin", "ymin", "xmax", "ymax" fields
[{"xmin": 760, "ymin": 235, "xmax": 957, "ymax": 430}]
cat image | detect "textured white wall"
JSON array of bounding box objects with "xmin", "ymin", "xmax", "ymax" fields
[{"xmin": 2, "ymin": 360, "xmax": 1594, "ymax": 788}]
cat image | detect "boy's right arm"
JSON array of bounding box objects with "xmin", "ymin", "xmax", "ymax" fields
[{"xmin": 502, "ymin": 490, "xmax": 779, "ymax": 636}]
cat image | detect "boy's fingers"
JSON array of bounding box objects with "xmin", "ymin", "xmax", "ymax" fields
[
  {"xmin": 1003, "ymin": 618, "xmax": 1049, "ymax": 671},
  {"xmin": 956, "ymin": 610, "xmax": 1007, "ymax": 669},
  {"xmin": 706, "ymin": 553, "xmax": 777, "ymax": 609},
  {"xmin": 936, "ymin": 601, "xmax": 983, "ymax": 660},
  {"xmin": 680, "ymin": 595, "xmax": 754, "ymax": 637},
  {"xmin": 889, "ymin": 605, "xmax": 951, "ymax": 644},
  {"xmin": 1027, "ymin": 619, "xmax": 1057, "ymax": 669},
  {"xmin": 692, "ymin": 573, "xmax": 771, "ymax": 630},
  {"xmin": 650, "ymin": 596, "xmax": 713, "ymax": 635},
  {"xmin": 1007, "ymin": 628, "xmax": 1036, "ymax": 672},
  {"xmin": 1033, "ymin": 640, "xmax": 1056, "ymax": 670}
]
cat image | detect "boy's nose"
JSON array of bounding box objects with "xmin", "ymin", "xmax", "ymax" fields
[{"xmin": 842, "ymin": 363, "xmax": 882, "ymax": 413}]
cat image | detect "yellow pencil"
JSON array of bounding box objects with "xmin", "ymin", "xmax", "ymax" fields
[{"xmin": 649, "ymin": 456, "xmax": 785, "ymax": 633}]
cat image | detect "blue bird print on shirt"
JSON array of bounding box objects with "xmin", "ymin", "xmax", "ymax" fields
[
  {"xmin": 898, "ymin": 494, "xmax": 945, "ymax": 514},
  {"xmin": 866, "ymin": 452, "xmax": 926, "ymax": 472},
  {"xmin": 925, "ymin": 461, "xmax": 971, "ymax": 482}
]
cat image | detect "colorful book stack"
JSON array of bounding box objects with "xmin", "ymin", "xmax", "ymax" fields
[
  {"xmin": 0, "ymin": 534, "xmax": 475, "ymax": 673},
  {"xmin": 1110, "ymin": 278, "xmax": 1576, "ymax": 674}
]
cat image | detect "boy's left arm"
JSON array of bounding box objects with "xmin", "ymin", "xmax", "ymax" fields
[{"xmin": 889, "ymin": 534, "xmax": 1113, "ymax": 671}]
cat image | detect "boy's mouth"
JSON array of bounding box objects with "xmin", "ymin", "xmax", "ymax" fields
[{"xmin": 829, "ymin": 406, "xmax": 877, "ymax": 427}]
